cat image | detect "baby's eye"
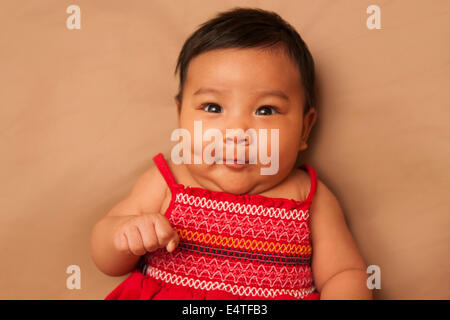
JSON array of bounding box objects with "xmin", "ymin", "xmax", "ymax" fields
[
  {"xmin": 202, "ymin": 103, "xmax": 223, "ymax": 113},
  {"xmin": 255, "ymin": 105, "xmax": 277, "ymax": 116}
]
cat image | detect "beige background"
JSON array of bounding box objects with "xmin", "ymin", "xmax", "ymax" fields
[{"xmin": 0, "ymin": 0, "xmax": 449, "ymax": 299}]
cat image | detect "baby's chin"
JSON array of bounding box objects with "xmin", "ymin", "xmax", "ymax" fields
[
  {"xmin": 210, "ymin": 165, "xmax": 266, "ymax": 195},
  {"xmin": 215, "ymin": 180, "xmax": 255, "ymax": 195}
]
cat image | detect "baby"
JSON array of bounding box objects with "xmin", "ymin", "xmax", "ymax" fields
[{"xmin": 91, "ymin": 7, "xmax": 372, "ymax": 300}]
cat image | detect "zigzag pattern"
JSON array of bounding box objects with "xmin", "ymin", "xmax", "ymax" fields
[
  {"xmin": 175, "ymin": 228, "xmax": 312, "ymax": 256},
  {"xmin": 175, "ymin": 193, "xmax": 310, "ymax": 221},
  {"xmin": 171, "ymin": 205, "xmax": 310, "ymax": 243},
  {"xmin": 178, "ymin": 241, "xmax": 311, "ymax": 265},
  {"xmin": 146, "ymin": 250, "xmax": 313, "ymax": 289},
  {"xmin": 145, "ymin": 266, "xmax": 316, "ymax": 299}
]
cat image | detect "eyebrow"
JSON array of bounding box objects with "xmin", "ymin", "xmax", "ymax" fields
[{"xmin": 193, "ymin": 87, "xmax": 289, "ymax": 101}]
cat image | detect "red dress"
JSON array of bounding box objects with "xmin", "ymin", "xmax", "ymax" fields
[{"xmin": 105, "ymin": 153, "xmax": 320, "ymax": 300}]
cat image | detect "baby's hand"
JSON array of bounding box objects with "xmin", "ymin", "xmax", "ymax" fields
[{"xmin": 113, "ymin": 213, "xmax": 180, "ymax": 256}]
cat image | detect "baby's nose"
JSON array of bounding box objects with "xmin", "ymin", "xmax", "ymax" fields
[{"xmin": 225, "ymin": 133, "xmax": 250, "ymax": 146}]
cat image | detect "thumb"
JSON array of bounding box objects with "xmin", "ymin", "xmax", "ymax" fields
[{"xmin": 166, "ymin": 233, "xmax": 179, "ymax": 252}]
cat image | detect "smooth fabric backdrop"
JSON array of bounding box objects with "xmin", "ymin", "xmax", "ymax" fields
[{"xmin": 0, "ymin": 0, "xmax": 449, "ymax": 299}]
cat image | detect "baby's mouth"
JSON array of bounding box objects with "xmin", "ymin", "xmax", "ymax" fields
[
  {"xmin": 222, "ymin": 157, "xmax": 249, "ymax": 164},
  {"xmin": 221, "ymin": 158, "xmax": 249, "ymax": 170}
]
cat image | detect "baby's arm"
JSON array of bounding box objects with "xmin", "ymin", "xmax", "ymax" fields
[
  {"xmin": 90, "ymin": 165, "xmax": 178, "ymax": 277},
  {"xmin": 310, "ymin": 179, "xmax": 373, "ymax": 299}
]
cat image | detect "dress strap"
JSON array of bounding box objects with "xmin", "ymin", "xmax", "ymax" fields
[
  {"xmin": 152, "ymin": 153, "xmax": 178, "ymax": 190},
  {"xmin": 299, "ymin": 164, "xmax": 318, "ymax": 203}
]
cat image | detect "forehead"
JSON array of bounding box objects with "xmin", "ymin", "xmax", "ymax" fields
[{"xmin": 184, "ymin": 47, "xmax": 303, "ymax": 96}]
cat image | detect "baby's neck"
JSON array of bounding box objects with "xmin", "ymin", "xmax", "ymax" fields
[{"xmin": 166, "ymin": 159, "xmax": 306, "ymax": 200}]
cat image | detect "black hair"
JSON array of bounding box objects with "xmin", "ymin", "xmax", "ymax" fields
[{"xmin": 174, "ymin": 7, "xmax": 316, "ymax": 115}]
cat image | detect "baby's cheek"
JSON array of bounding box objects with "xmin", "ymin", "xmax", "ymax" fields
[
  {"xmin": 277, "ymin": 130, "xmax": 300, "ymax": 151},
  {"xmin": 277, "ymin": 137, "xmax": 301, "ymax": 167}
]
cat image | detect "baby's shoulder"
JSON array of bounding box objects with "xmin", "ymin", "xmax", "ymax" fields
[
  {"xmin": 289, "ymin": 167, "xmax": 340, "ymax": 211},
  {"xmin": 127, "ymin": 163, "xmax": 170, "ymax": 214},
  {"xmin": 309, "ymin": 177, "xmax": 345, "ymax": 225},
  {"xmin": 276, "ymin": 167, "xmax": 312, "ymax": 202},
  {"xmin": 293, "ymin": 167, "xmax": 312, "ymax": 200}
]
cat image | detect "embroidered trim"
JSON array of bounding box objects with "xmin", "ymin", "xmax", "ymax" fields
[
  {"xmin": 147, "ymin": 250, "xmax": 313, "ymax": 289},
  {"xmin": 171, "ymin": 205, "xmax": 310, "ymax": 243},
  {"xmin": 145, "ymin": 266, "xmax": 316, "ymax": 299},
  {"xmin": 178, "ymin": 241, "xmax": 311, "ymax": 265},
  {"xmin": 175, "ymin": 193, "xmax": 309, "ymax": 221},
  {"xmin": 145, "ymin": 250, "xmax": 314, "ymax": 289},
  {"xmin": 175, "ymin": 227, "xmax": 312, "ymax": 256}
]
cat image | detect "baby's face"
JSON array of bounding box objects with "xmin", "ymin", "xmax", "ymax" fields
[{"xmin": 176, "ymin": 46, "xmax": 314, "ymax": 195}]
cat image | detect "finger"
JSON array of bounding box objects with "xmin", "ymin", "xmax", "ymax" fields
[
  {"xmin": 154, "ymin": 216, "xmax": 177, "ymax": 248},
  {"xmin": 125, "ymin": 226, "xmax": 146, "ymax": 256},
  {"xmin": 138, "ymin": 220, "xmax": 159, "ymax": 252},
  {"xmin": 166, "ymin": 231, "xmax": 180, "ymax": 252},
  {"xmin": 114, "ymin": 232, "xmax": 130, "ymax": 253}
]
